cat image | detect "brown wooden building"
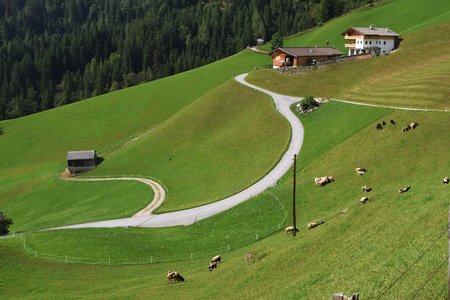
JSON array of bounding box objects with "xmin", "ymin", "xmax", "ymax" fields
[
  {"xmin": 269, "ymin": 47, "xmax": 344, "ymax": 68},
  {"xmin": 67, "ymin": 150, "xmax": 97, "ymax": 174}
]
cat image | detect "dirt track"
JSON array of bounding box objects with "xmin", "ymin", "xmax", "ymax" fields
[{"xmin": 63, "ymin": 176, "xmax": 166, "ymax": 217}]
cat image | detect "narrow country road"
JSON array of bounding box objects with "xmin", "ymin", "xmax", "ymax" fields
[{"xmin": 51, "ymin": 73, "xmax": 304, "ymax": 230}]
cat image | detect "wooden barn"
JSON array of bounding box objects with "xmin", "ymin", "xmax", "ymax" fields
[
  {"xmin": 270, "ymin": 47, "xmax": 344, "ymax": 68},
  {"xmin": 67, "ymin": 150, "xmax": 97, "ymax": 174}
]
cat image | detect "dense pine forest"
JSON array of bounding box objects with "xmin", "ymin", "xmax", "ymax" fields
[{"xmin": 0, "ymin": 0, "xmax": 371, "ymax": 119}]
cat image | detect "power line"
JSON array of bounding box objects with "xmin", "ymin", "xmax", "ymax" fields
[
  {"xmin": 409, "ymin": 256, "xmax": 448, "ymax": 299},
  {"xmin": 433, "ymin": 283, "xmax": 447, "ymax": 300},
  {"xmin": 376, "ymin": 228, "xmax": 448, "ymax": 299}
]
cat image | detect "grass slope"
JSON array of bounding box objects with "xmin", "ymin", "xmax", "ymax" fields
[
  {"xmin": 90, "ymin": 80, "xmax": 290, "ymax": 212},
  {"xmin": 261, "ymin": 0, "xmax": 450, "ymax": 52},
  {"xmin": 249, "ymin": 21, "xmax": 450, "ymax": 110},
  {"xmin": 1, "ymin": 103, "xmax": 448, "ymax": 299},
  {"xmin": 0, "ymin": 50, "xmax": 282, "ymax": 230}
]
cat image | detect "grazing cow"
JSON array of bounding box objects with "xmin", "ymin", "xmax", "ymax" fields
[
  {"xmin": 390, "ymin": 119, "xmax": 396, "ymax": 125},
  {"xmin": 208, "ymin": 261, "xmax": 218, "ymax": 271},
  {"xmin": 244, "ymin": 252, "xmax": 255, "ymax": 262},
  {"xmin": 285, "ymin": 226, "xmax": 299, "ymax": 234},
  {"xmin": 307, "ymin": 221, "xmax": 324, "ymax": 230},
  {"xmin": 167, "ymin": 271, "xmax": 184, "ymax": 283},
  {"xmin": 382, "ymin": 121, "xmax": 386, "ymax": 126},
  {"xmin": 399, "ymin": 186, "xmax": 411, "ymax": 193},
  {"xmin": 376, "ymin": 123, "xmax": 383, "ymax": 130},
  {"xmin": 314, "ymin": 176, "xmax": 334, "ymax": 186},
  {"xmin": 443, "ymin": 176, "xmax": 449, "ymax": 184},
  {"xmin": 211, "ymin": 255, "xmax": 221, "ymax": 264},
  {"xmin": 361, "ymin": 185, "xmax": 372, "ymax": 192},
  {"xmin": 355, "ymin": 168, "xmax": 367, "ymax": 175},
  {"xmin": 410, "ymin": 122, "xmax": 419, "ymax": 129},
  {"xmin": 360, "ymin": 197, "xmax": 369, "ymax": 204},
  {"xmin": 333, "ymin": 293, "xmax": 360, "ymax": 300},
  {"xmin": 402, "ymin": 126, "xmax": 409, "ymax": 132}
]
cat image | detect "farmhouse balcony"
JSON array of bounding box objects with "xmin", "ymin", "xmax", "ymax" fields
[
  {"xmin": 344, "ymin": 34, "xmax": 361, "ymax": 39},
  {"xmin": 345, "ymin": 43, "xmax": 356, "ymax": 48}
]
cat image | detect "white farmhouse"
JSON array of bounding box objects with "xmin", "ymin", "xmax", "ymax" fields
[{"xmin": 342, "ymin": 25, "xmax": 400, "ymax": 56}]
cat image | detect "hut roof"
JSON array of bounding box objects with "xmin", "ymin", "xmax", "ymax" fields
[{"xmin": 67, "ymin": 150, "xmax": 96, "ymax": 161}]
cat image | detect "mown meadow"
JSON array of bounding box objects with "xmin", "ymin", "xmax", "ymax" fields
[{"xmin": 1, "ymin": 0, "xmax": 449, "ymax": 298}]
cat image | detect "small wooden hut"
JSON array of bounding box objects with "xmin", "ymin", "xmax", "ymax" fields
[{"xmin": 67, "ymin": 150, "xmax": 97, "ymax": 173}]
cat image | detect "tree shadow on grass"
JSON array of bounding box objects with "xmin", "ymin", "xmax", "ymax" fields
[{"xmin": 0, "ymin": 127, "xmax": 4, "ymax": 135}]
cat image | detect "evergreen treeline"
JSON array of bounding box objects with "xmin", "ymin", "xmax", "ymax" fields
[{"xmin": 0, "ymin": 0, "xmax": 371, "ymax": 119}]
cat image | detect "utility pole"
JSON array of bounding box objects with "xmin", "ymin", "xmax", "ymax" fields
[{"xmin": 292, "ymin": 154, "xmax": 297, "ymax": 237}]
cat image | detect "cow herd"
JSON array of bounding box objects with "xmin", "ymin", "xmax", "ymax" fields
[
  {"xmin": 375, "ymin": 119, "xmax": 396, "ymax": 130},
  {"xmin": 375, "ymin": 119, "xmax": 420, "ymax": 132},
  {"xmin": 167, "ymin": 255, "xmax": 222, "ymax": 283},
  {"xmin": 166, "ymin": 117, "xmax": 447, "ymax": 285}
]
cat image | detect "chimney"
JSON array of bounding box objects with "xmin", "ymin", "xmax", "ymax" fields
[
  {"xmin": 309, "ymin": 49, "xmax": 312, "ymax": 53},
  {"xmin": 369, "ymin": 24, "xmax": 374, "ymax": 29},
  {"xmin": 386, "ymin": 27, "xmax": 390, "ymax": 32}
]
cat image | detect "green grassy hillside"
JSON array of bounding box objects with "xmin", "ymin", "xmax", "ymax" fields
[
  {"xmin": 1, "ymin": 0, "xmax": 450, "ymax": 298},
  {"xmin": 0, "ymin": 50, "xmax": 285, "ymax": 231},
  {"xmin": 90, "ymin": 80, "xmax": 290, "ymax": 212},
  {"xmin": 263, "ymin": 0, "xmax": 450, "ymax": 52},
  {"xmin": 1, "ymin": 102, "xmax": 448, "ymax": 299},
  {"xmin": 250, "ymin": 21, "xmax": 450, "ymax": 110}
]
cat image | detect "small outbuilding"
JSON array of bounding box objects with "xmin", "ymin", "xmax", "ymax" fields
[
  {"xmin": 67, "ymin": 150, "xmax": 97, "ymax": 174},
  {"xmin": 269, "ymin": 47, "xmax": 344, "ymax": 68}
]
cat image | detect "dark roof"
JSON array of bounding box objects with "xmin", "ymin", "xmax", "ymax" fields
[
  {"xmin": 67, "ymin": 150, "xmax": 96, "ymax": 160},
  {"xmin": 342, "ymin": 27, "xmax": 400, "ymax": 37},
  {"xmin": 271, "ymin": 47, "xmax": 344, "ymax": 57}
]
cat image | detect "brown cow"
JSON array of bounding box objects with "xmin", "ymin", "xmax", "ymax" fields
[
  {"xmin": 360, "ymin": 197, "xmax": 369, "ymax": 204},
  {"xmin": 210, "ymin": 255, "xmax": 221, "ymax": 264},
  {"xmin": 307, "ymin": 221, "xmax": 324, "ymax": 230},
  {"xmin": 285, "ymin": 226, "xmax": 299, "ymax": 234},
  {"xmin": 167, "ymin": 271, "xmax": 184, "ymax": 283},
  {"xmin": 208, "ymin": 261, "xmax": 218, "ymax": 271},
  {"xmin": 399, "ymin": 186, "xmax": 411, "ymax": 193}
]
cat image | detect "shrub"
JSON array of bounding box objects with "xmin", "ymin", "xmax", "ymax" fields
[
  {"xmin": 300, "ymin": 96, "xmax": 319, "ymax": 111},
  {"xmin": 0, "ymin": 213, "xmax": 13, "ymax": 235}
]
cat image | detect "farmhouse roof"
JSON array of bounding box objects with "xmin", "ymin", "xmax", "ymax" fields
[
  {"xmin": 270, "ymin": 47, "xmax": 344, "ymax": 57},
  {"xmin": 342, "ymin": 26, "xmax": 400, "ymax": 37},
  {"xmin": 67, "ymin": 150, "xmax": 96, "ymax": 160}
]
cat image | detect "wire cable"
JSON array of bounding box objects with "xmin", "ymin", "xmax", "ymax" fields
[
  {"xmin": 409, "ymin": 256, "xmax": 448, "ymax": 299},
  {"xmin": 376, "ymin": 228, "xmax": 448, "ymax": 299}
]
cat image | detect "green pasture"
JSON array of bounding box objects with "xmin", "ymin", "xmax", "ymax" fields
[
  {"xmin": 2, "ymin": 102, "xmax": 449, "ymax": 299},
  {"xmin": 1, "ymin": 0, "xmax": 450, "ymax": 298},
  {"xmin": 89, "ymin": 80, "xmax": 290, "ymax": 212},
  {"xmin": 249, "ymin": 21, "xmax": 450, "ymax": 110},
  {"xmin": 260, "ymin": 0, "xmax": 450, "ymax": 52},
  {"xmin": 0, "ymin": 50, "xmax": 278, "ymax": 231}
]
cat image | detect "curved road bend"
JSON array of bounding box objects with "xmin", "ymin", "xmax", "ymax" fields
[{"xmin": 51, "ymin": 73, "xmax": 304, "ymax": 230}]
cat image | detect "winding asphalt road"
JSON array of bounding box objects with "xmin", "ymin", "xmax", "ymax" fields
[{"xmin": 51, "ymin": 73, "xmax": 304, "ymax": 230}]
